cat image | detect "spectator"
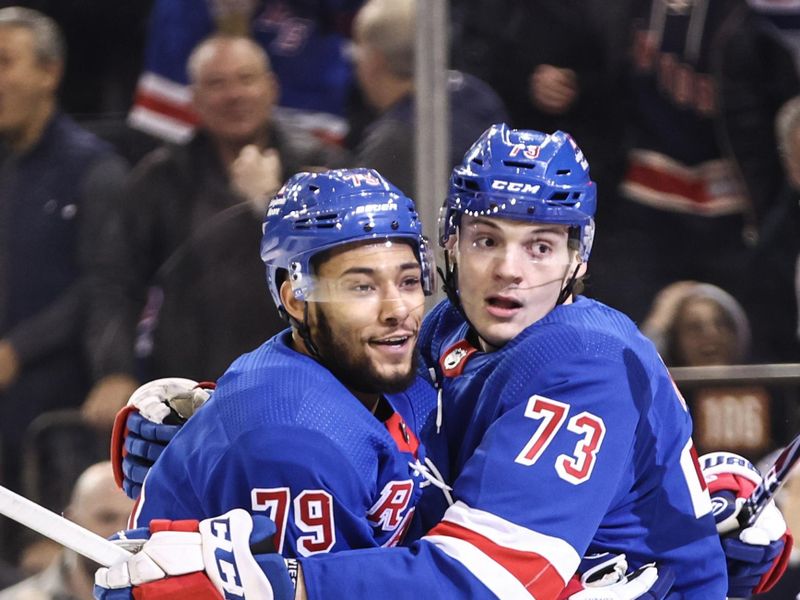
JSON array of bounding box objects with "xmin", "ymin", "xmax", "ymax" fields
[
  {"xmin": 0, "ymin": 5, "xmax": 127, "ymax": 511},
  {"xmin": 642, "ymin": 281, "xmax": 751, "ymax": 368},
  {"xmin": 588, "ymin": 0, "xmax": 800, "ymax": 323},
  {"xmin": 128, "ymin": 0, "xmax": 363, "ymax": 145},
  {"xmin": 745, "ymin": 94, "xmax": 800, "ymax": 362},
  {"xmin": 451, "ymin": 0, "xmax": 619, "ymax": 193},
  {"xmin": 350, "ymin": 0, "xmax": 509, "ymax": 196},
  {"xmin": 642, "ymin": 281, "xmax": 784, "ymax": 458},
  {"xmin": 0, "ymin": 461, "xmax": 134, "ymax": 600},
  {"xmin": 84, "ymin": 33, "xmax": 346, "ymax": 429}
]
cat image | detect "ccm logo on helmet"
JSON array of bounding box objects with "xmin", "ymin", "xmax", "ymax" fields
[{"xmin": 490, "ymin": 180, "xmax": 541, "ymax": 194}]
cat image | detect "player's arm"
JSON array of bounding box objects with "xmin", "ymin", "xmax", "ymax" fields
[
  {"xmin": 135, "ymin": 416, "xmax": 393, "ymax": 557},
  {"xmin": 296, "ymin": 356, "xmax": 645, "ymax": 599},
  {"xmin": 92, "ymin": 511, "xmax": 670, "ymax": 600}
]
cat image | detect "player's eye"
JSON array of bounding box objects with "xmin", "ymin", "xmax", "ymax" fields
[
  {"xmin": 350, "ymin": 282, "xmax": 376, "ymax": 293},
  {"xmin": 522, "ymin": 234, "xmax": 560, "ymax": 260},
  {"xmin": 400, "ymin": 276, "xmax": 421, "ymax": 289},
  {"xmin": 472, "ymin": 236, "xmax": 496, "ymax": 249}
]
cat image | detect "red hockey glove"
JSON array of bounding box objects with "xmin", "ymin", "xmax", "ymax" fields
[{"xmin": 93, "ymin": 508, "xmax": 296, "ymax": 600}]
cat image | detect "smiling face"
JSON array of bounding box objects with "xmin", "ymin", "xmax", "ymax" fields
[
  {"xmin": 190, "ymin": 37, "xmax": 276, "ymax": 146},
  {"xmin": 453, "ymin": 215, "xmax": 581, "ymax": 350},
  {"xmin": 673, "ymin": 297, "xmax": 738, "ymax": 366},
  {"xmin": 284, "ymin": 240, "xmax": 425, "ymax": 397}
]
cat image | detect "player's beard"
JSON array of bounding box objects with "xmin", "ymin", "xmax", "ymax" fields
[{"xmin": 312, "ymin": 306, "xmax": 418, "ymax": 395}]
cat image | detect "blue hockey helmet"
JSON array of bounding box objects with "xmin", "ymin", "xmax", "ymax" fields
[
  {"xmin": 440, "ymin": 123, "xmax": 597, "ymax": 261},
  {"xmin": 260, "ymin": 168, "xmax": 434, "ymax": 313}
]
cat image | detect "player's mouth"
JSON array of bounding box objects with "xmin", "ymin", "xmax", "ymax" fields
[
  {"xmin": 485, "ymin": 294, "xmax": 523, "ymax": 318},
  {"xmin": 369, "ymin": 332, "xmax": 415, "ymax": 356}
]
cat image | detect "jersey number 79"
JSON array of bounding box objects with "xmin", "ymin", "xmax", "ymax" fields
[{"xmin": 514, "ymin": 395, "xmax": 606, "ymax": 485}]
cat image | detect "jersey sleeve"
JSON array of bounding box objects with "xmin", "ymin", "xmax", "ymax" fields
[{"xmin": 133, "ymin": 422, "xmax": 381, "ymax": 557}]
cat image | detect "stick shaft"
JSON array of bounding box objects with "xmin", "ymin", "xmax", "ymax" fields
[
  {"xmin": 739, "ymin": 433, "xmax": 800, "ymax": 527},
  {"xmin": 0, "ymin": 484, "xmax": 131, "ymax": 566}
]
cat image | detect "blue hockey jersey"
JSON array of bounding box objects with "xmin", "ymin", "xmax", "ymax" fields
[
  {"xmin": 131, "ymin": 330, "xmax": 438, "ymax": 556},
  {"xmin": 299, "ymin": 297, "xmax": 728, "ymax": 599}
]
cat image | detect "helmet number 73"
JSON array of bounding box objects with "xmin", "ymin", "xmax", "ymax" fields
[{"xmin": 514, "ymin": 395, "xmax": 606, "ymax": 485}]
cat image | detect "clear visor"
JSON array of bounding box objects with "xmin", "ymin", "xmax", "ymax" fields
[
  {"xmin": 293, "ymin": 239, "xmax": 434, "ymax": 309},
  {"xmin": 447, "ymin": 220, "xmax": 581, "ymax": 295},
  {"xmin": 455, "ymin": 220, "xmax": 578, "ymax": 264}
]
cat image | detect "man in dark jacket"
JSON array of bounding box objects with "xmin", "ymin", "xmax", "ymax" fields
[
  {"xmin": 0, "ymin": 6, "xmax": 128, "ymax": 559},
  {"xmin": 84, "ymin": 34, "xmax": 346, "ymax": 428}
]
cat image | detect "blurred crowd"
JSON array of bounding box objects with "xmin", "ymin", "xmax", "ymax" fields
[{"xmin": 0, "ymin": 0, "xmax": 799, "ymax": 595}]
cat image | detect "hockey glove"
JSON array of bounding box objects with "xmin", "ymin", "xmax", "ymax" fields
[
  {"xmin": 559, "ymin": 553, "xmax": 674, "ymax": 599},
  {"xmin": 111, "ymin": 378, "xmax": 214, "ymax": 499},
  {"xmin": 700, "ymin": 451, "xmax": 793, "ymax": 597},
  {"xmin": 94, "ymin": 508, "xmax": 296, "ymax": 600}
]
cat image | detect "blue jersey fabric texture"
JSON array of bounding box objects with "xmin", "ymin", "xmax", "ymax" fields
[
  {"xmin": 300, "ymin": 297, "xmax": 728, "ymax": 599},
  {"xmin": 133, "ymin": 330, "xmax": 437, "ymax": 556}
]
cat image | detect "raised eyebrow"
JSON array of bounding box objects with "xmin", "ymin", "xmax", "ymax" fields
[
  {"xmin": 468, "ymin": 217, "xmax": 502, "ymax": 230},
  {"xmin": 468, "ymin": 218, "xmax": 563, "ymax": 235}
]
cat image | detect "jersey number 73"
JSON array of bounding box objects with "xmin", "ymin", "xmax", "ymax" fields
[{"xmin": 514, "ymin": 395, "xmax": 606, "ymax": 485}]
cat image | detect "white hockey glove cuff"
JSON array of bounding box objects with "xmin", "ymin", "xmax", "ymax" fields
[
  {"xmin": 128, "ymin": 377, "xmax": 212, "ymax": 424},
  {"xmin": 95, "ymin": 508, "xmax": 295, "ymax": 599}
]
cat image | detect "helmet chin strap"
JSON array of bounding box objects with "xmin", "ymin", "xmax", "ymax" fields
[
  {"xmin": 282, "ymin": 303, "xmax": 322, "ymax": 360},
  {"xmin": 556, "ymin": 235, "xmax": 584, "ymax": 306},
  {"xmin": 438, "ymin": 251, "xmax": 468, "ymax": 322},
  {"xmin": 555, "ymin": 261, "xmax": 582, "ymax": 306}
]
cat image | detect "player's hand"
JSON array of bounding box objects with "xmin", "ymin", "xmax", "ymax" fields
[
  {"xmin": 561, "ymin": 553, "xmax": 673, "ymax": 599},
  {"xmin": 110, "ymin": 378, "xmax": 214, "ymax": 499},
  {"xmin": 700, "ymin": 451, "xmax": 793, "ymax": 597},
  {"xmin": 94, "ymin": 508, "xmax": 296, "ymax": 600}
]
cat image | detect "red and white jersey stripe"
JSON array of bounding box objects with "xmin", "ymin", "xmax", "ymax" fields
[
  {"xmin": 422, "ymin": 501, "xmax": 580, "ymax": 599},
  {"xmin": 621, "ymin": 149, "xmax": 748, "ymax": 216}
]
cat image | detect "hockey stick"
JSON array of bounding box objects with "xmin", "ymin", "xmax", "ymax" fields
[
  {"xmin": 738, "ymin": 432, "xmax": 800, "ymax": 527},
  {"xmin": 0, "ymin": 484, "xmax": 132, "ymax": 566}
]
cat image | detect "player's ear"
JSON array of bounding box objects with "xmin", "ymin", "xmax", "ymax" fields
[
  {"xmin": 279, "ymin": 280, "xmax": 305, "ymax": 323},
  {"xmin": 443, "ymin": 233, "xmax": 458, "ymax": 265},
  {"xmin": 569, "ymin": 247, "xmax": 587, "ymax": 278},
  {"xmin": 576, "ymin": 258, "xmax": 588, "ymax": 279}
]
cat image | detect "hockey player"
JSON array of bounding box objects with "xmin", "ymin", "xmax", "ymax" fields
[
  {"xmin": 95, "ymin": 131, "xmax": 788, "ymax": 598},
  {"xmin": 288, "ymin": 125, "xmax": 734, "ymax": 598},
  {"xmin": 109, "ymin": 168, "xmax": 441, "ymax": 567}
]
